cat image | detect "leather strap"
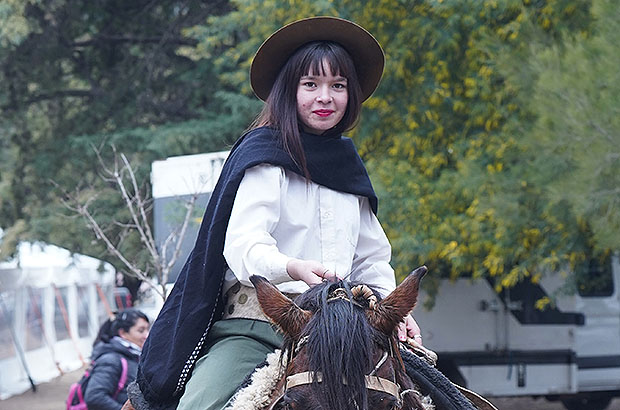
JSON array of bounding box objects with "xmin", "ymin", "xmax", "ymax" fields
[
  {"xmin": 454, "ymin": 384, "xmax": 499, "ymax": 410},
  {"xmin": 113, "ymin": 357, "xmax": 129, "ymax": 399},
  {"xmin": 285, "ymin": 371, "xmax": 400, "ymax": 399}
]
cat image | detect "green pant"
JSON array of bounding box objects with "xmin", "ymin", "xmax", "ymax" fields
[{"xmin": 177, "ymin": 318, "xmax": 282, "ymax": 410}]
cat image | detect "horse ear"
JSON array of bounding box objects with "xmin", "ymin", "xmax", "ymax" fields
[
  {"xmin": 369, "ymin": 266, "xmax": 427, "ymax": 335},
  {"xmin": 250, "ymin": 275, "xmax": 312, "ymax": 339}
]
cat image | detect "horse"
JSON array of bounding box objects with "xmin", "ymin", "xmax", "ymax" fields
[
  {"xmin": 122, "ymin": 266, "xmax": 497, "ymax": 410},
  {"xmin": 241, "ymin": 266, "xmax": 438, "ymax": 410}
]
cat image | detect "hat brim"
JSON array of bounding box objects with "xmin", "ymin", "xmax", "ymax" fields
[{"xmin": 250, "ymin": 16, "xmax": 384, "ymax": 102}]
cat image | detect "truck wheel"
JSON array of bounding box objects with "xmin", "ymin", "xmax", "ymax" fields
[{"xmin": 561, "ymin": 396, "xmax": 612, "ymax": 410}]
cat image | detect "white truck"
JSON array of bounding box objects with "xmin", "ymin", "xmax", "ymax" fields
[
  {"xmin": 151, "ymin": 152, "xmax": 620, "ymax": 409},
  {"xmin": 416, "ymin": 255, "xmax": 620, "ymax": 410}
]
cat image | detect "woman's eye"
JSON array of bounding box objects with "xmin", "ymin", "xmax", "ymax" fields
[
  {"xmin": 302, "ymin": 81, "xmax": 316, "ymax": 88},
  {"xmin": 333, "ymin": 83, "xmax": 346, "ymax": 89}
]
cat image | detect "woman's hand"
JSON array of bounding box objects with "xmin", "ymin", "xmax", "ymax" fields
[
  {"xmin": 287, "ymin": 258, "xmax": 338, "ymax": 286},
  {"xmin": 398, "ymin": 314, "xmax": 422, "ymax": 345},
  {"xmin": 121, "ymin": 400, "xmax": 136, "ymax": 410}
]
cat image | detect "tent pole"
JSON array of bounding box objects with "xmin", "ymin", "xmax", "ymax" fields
[
  {"xmin": 0, "ymin": 294, "xmax": 37, "ymax": 393},
  {"xmin": 52, "ymin": 284, "xmax": 86, "ymax": 366},
  {"xmin": 26, "ymin": 286, "xmax": 63, "ymax": 374}
]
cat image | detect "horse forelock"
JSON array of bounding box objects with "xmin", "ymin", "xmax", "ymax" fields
[{"xmin": 286, "ymin": 280, "xmax": 390, "ymax": 410}]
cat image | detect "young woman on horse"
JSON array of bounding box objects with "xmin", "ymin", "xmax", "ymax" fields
[{"xmin": 125, "ymin": 16, "xmax": 421, "ymax": 410}]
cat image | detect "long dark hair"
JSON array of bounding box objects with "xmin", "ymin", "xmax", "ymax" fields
[
  {"xmin": 251, "ymin": 41, "xmax": 363, "ymax": 179},
  {"xmin": 93, "ymin": 308, "xmax": 149, "ymax": 347},
  {"xmin": 284, "ymin": 280, "xmax": 384, "ymax": 410}
]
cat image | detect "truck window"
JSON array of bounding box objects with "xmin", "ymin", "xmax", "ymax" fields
[{"xmin": 577, "ymin": 255, "xmax": 613, "ymax": 297}]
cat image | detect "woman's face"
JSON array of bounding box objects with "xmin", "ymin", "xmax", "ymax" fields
[
  {"xmin": 119, "ymin": 317, "xmax": 150, "ymax": 349},
  {"xmin": 296, "ymin": 60, "xmax": 348, "ymax": 135}
]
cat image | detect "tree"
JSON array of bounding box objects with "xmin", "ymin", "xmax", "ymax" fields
[
  {"xmin": 354, "ymin": 0, "xmax": 596, "ymax": 296},
  {"xmin": 0, "ymin": 1, "xmax": 260, "ymax": 273},
  {"xmin": 199, "ymin": 0, "xmax": 594, "ymax": 298},
  {"xmin": 59, "ymin": 147, "xmax": 199, "ymax": 300},
  {"xmin": 525, "ymin": 0, "xmax": 619, "ymax": 252},
  {"xmin": 1, "ymin": 0, "xmax": 606, "ymax": 303}
]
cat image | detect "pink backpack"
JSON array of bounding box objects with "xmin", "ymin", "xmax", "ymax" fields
[{"xmin": 66, "ymin": 356, "xmax": 128, "ymax": 410}]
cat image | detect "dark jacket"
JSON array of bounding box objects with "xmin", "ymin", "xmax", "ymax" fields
[
  {"xmin": 84, "ymin": 338, "xmax": 140, "ymax": 410},
  {"xmin": 134, "ymin": 127, "xmax": 378, "ymax": 409}
]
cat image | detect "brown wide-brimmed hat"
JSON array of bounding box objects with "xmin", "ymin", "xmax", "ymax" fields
[{"xmin": 250, "ymin": 16, "xmax": 384, "ymax": 102}]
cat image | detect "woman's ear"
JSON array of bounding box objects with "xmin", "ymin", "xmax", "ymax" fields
[{"xmin": 118, "ymin": 328, "xmax": 128, "ymax": 339}]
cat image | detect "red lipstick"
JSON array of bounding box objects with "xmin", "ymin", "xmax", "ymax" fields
[{"xmin": 313, "ymin": 109, "xmax": 334, "ymax": 117}]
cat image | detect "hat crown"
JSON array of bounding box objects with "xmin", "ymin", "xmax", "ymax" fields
[{"xmin": 250, "ymin": 16, "xmax": 384, "ymax": 102}]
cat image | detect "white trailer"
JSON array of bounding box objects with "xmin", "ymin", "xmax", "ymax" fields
[{"xmin": 415, "ymin": 255, "xmax": 620, "ymax": 410}]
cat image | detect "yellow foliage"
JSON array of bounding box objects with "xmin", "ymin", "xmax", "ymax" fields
[
  {"xmin": 483, "ymin": 254, "xmax": 504, "ymax": 276},
  {"xmin": 501, "ymin": 266, "xmax": 521, "ymax": 288},
  {"xmin": 453, "ymin": 100, "xmax": 466, "ymax": 113},
  {"xmin": 535, "ymin": 297, "xmax": 551, "ymax": 310},
  {"xmin": 432, "ymin": 125, "xmax": 444, "ymax": 138},
  {"xmin": 407, "ymin": 119, "xmax": 420, "ymax": 131},
  {"xmin": 429, "ymin": 93, "xmax": 442, "ymax": 106}
]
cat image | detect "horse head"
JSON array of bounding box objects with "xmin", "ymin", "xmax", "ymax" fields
[{"xmin": 250, "ymin": 266, "xmax": 428, "ymax": 410}]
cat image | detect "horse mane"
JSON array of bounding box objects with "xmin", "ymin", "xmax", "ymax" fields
[{"xmin": 285, "ymin": 280, "xmax": 389, "ymax": 410}]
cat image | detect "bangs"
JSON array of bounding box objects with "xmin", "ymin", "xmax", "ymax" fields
[{"xmin": 297, "ymin": 42, "xmax": 357, "ymax": 81}]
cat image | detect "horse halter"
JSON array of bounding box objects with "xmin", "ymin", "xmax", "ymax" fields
[
  {"xmin": 280, "ymin": 286, "xmax": 403, "ymax": 407},
  {"xmin": 284, "ymin": 351, "xmax": 401, "ymax": 399}
]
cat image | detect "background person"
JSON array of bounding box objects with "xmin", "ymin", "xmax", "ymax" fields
[{"xmin": 85, "ymin": 309, "xmax": 150, "ymax": 410}]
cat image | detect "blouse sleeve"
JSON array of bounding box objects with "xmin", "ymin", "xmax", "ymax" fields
[
  {"xmin": 223, "ymin": 164, "xmax": 293, "ymax": 286},
  {"xmin": 349, "ymin": 197, "xmax": 396, "ymax": 298}
]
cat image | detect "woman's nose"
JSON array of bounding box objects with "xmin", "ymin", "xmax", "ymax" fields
[{"xmin": 316, "ymin": 86, "xmax": 333, "ymax": 103}]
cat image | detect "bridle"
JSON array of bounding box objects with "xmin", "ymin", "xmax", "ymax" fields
[
  {"xmin": 285, "ymin": 337, "xmax": 401, "ymax": 400},
  {"xmin": 269, "ymin": 345, "xmax": 405, "ymax": 410},
  {"xmin": 268, "ymin": 286, "xmax": 408, "ymax": 409}
]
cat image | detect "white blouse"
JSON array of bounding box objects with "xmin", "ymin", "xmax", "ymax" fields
[{"xmin": 223, "ymin": 164, "xmax": 396, "ymax": 297}]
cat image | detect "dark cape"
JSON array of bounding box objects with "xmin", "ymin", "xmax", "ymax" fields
[{"xmin": 135, "ymin": 126, "xmax": 378, "ymax": 408}]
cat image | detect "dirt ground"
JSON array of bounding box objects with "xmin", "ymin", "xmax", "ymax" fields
[
  {"xmin": 2, "ymin": 369, "xmax": 620, "ymax": 410},
  {"xmin": 1, "ymin": 368, "xmax": 84, "ymax": 410}
]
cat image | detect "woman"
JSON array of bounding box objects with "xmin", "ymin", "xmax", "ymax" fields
[
  {"xmin": 126, "ymin": 16, "xmax": 420, "ymax": 410},
  {"xmin": 84, "ymin": 309, "xmax": 150, "ymax": 410}
]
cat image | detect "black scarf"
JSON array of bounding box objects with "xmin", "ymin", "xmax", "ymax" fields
[{"xmin": 135, "ymin": 127, "xmax": 377, "ymax": 408}]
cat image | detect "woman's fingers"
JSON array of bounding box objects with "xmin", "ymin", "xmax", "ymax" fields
[
  {"xmin": 398, "ymin": 314, "xmax": 422, "ymax": 345},
  {"xmin": 314, "ymin": 266, "xmax": 337, "ymax": 281},
  {"xmin": 287, "ymin": 259, "xmax": 334, "ymax": 286}
]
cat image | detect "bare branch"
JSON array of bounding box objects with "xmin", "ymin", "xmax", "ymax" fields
[
  {"xmin": 56, "ymin": 146, "xmax": 206, "ymax": 302},
  {"xmin": 108, "ymin": 153, "xmax": 160, "ymax": 263},
  {"xmin": 75, "ymin": 199, "xmax": 165, "ymax": 300},
  {"xmin": 120, "ymin": 153, "xmax": 158, "ymax": 252},
  {"xmin": 112, "ymin": 220, "xmax": 138, "ymax": 229}
]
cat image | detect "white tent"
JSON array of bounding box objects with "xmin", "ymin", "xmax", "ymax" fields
[{"xmin": 0, "ymin": 242, "xmax": 115, "ymax": 399}]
